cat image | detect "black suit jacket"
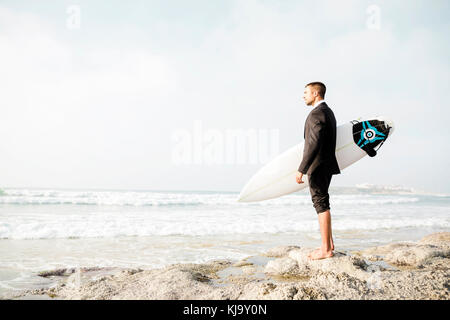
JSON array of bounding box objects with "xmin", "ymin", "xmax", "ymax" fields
[{"xmin": 298, "ymin": 102, "xmax": 341, "ymax": 176}]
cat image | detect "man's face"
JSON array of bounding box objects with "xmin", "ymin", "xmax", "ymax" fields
[{"xmin": 303, "ymin": 85, "xmax": 316, "ymax": 106}]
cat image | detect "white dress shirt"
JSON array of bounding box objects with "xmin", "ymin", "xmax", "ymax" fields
[{"xmin": 313, "ymin": 99, "xmax": 326, "ymax": 108}]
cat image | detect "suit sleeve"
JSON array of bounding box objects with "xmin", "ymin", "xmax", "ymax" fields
[{"xmin": 298, "ymin": 118, "xmax": 325, "ymax": 174}]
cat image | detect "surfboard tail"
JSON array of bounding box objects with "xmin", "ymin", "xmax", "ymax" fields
[{"xmin": 352, "ymin": 116, "xmax": 394, "ymax": 157}]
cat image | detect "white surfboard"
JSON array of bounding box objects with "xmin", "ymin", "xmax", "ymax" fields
[{"xmin": 237, "ymin": 116, "xmax": 395, "ymax": 202}]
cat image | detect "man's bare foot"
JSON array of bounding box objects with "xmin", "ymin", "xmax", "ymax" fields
[
  {"xmin": 307, "ymin": 248, "xmax": 321, "ymax": 259},
  {"xmin": 308, "ymin": 249, "xmax": 334, "ymax": 260},
  {"xmin": 308, "ymin": 242, "xmax": 334, "ymax": 258}
]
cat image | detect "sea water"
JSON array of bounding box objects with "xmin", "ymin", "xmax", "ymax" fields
[{"xmin": 0, "ymin": 185, "xmax": 449, "ymax": 297}]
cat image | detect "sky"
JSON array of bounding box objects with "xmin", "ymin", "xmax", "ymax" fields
[{"xmin": 0, "ymin": 0, "xmax": 449, "ymax": 194}]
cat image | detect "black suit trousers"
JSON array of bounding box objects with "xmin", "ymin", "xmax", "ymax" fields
[{"xmin": 308, "ymin": 167, "xmax": 333, "ymax": 214}]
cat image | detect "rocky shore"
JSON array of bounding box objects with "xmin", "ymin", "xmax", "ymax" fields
[{"xmin": 8, "ymin": 232, "xmax": 450, "ymax": 300}]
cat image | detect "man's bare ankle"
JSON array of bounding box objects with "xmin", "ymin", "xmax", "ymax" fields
[{"xmin": 321, "ymin": 247, "xmax": 333, "ymax": 253}]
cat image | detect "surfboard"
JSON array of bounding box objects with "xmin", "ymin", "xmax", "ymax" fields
[{"xmin": 237, "ymin": 116, "xmax": 395, "ymax": 202}]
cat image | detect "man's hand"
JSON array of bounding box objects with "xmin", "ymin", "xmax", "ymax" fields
[{"xmin": 296, "ymin": 171, "xmax": 304, "ymax": 184}]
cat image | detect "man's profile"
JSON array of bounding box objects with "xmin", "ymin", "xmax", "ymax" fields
[{"xmin": 296, "ymin": 82, "xmax": 341, "ymax": 260}]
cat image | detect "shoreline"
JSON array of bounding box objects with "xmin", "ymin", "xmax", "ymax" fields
[{"xmin": 4, "ymin": 232, "xmax": 449, "ymax": 300}]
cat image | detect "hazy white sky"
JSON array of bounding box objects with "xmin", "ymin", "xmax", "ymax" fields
[{"xmin": 1, "ymin": 0, "xmax": 449, "ymax": 193}]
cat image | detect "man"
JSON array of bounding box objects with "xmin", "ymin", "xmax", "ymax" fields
[{"xmin": 296, "ymin": 82, "xmax": 340, "ymax": 260}]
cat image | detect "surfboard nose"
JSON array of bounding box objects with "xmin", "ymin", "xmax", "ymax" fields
[{"xmin": 237, "ymin": 182, "xmax": 255, "ymax": 202}]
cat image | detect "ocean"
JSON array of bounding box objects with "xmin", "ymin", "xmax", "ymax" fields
[{"xmin": 0, "ymin": 185, "xmax": 449, "ymax": 297}]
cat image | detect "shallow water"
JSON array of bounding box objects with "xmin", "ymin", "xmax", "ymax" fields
[{"xmin": 0, "ymin": 186, "xmax": 449, "ymax": 297}]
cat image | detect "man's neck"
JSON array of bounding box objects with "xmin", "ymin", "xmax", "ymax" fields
[{"xmin": 313, "ymin": 98, "xmax": 325, "ymax": 108}]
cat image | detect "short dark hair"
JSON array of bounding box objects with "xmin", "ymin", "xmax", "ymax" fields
[{"xmin": 306, "ymin": 82, "xmax": 326, "ymax": 98}]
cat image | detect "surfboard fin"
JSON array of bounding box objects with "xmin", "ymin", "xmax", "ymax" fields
[{"xmin": 364, "ymin": 147, "xmax": 377, "ymax": 157}]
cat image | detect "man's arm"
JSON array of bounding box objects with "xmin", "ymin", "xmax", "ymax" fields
[{"xmin": 298, "ymin": 117, "xmax": 325, "ymax": 174}]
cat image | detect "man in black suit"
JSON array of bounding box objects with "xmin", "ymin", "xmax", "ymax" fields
[{"xmin": 296, "ymin": 82, "xmax": 340, "ymax": 260}]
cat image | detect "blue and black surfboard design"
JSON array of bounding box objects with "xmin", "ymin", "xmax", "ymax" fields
[{"xmin": 352, "ymin": 120, "xmax": 392, "ymax": 157}]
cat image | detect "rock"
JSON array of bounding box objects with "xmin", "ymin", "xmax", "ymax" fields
[
  {"xmin": 287, "ymin": 248, "xmax": 369, "ymax": 279},
  {"xmin": 241, "ymin": 265, "xmax": 257, "ymax": 275},
  {"xmin": 264, "ymin": 257, "xmax": 300, "ymax": 276},
  {"xmin": 14, "ymin": 232, "xmax": 450, "ymax": 300},
  {"xmin": 386, "ymin": 245, "xmax": 449, "ymax": 267},
  {"xmin": 121, "ymin": 269, "xmax": 143, "ymax": 276},
  {"xmin": 232, "ymin": 260, "xmax": 254, "ymax": 267},
  {"xmin": 264, "ymin": 246, "xmax": 301, "ymax": 257},
  {"xmin": 419, "ymin": 232, "xmax": 450, "ymax": 247},
  {"xmin": 260, "ymin": 282, "xmax": 277, "ymax": 295},
  {"xmin": 293, "ymin": 286, "xmax": 327, "ymax": 300},
  {"xmin": 38, "ymin": 268, "xmax": 72, "ymax": 277},
  {"xmin": 359, "ymin": 243, "xmax": 450, "ymax": 267}
]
